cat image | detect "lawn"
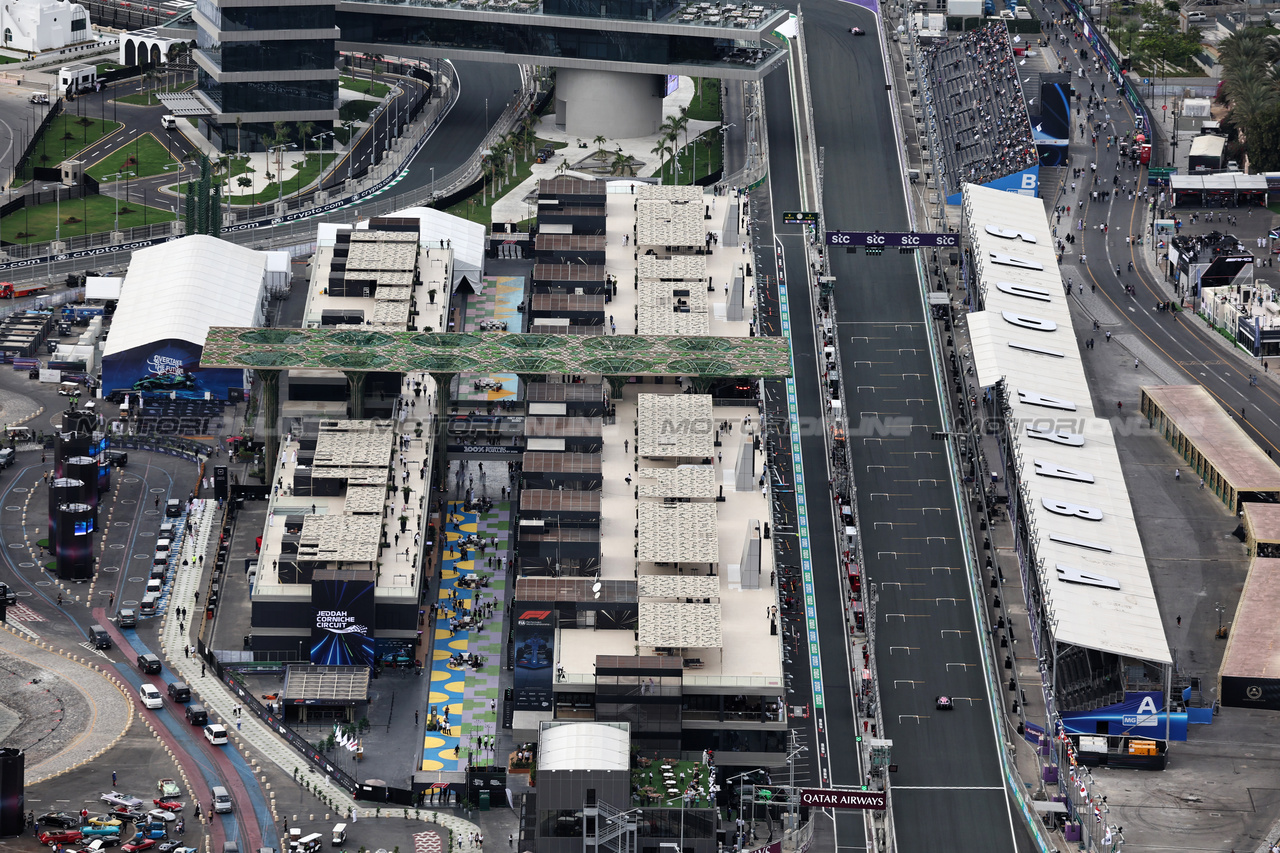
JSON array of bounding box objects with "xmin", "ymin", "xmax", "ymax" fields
[
  {"xmin": 172, "ymin": 156, "xmax": 254, "ymax": 194},
  {"xmin": 683, "ymin": 77, "xmax": 722, "ymax": 122},
  {"xmin": 631, "ymin": 758, "xmax": 715, "ymax": 808},
  {"xmin": 115, "ymin": 83, "xmax": 193, "ymax": 106},
  {"xmin": 340, "ymin": 75, "xmax": 390, "ymax": 99},
  {"xmin": 229, "ymin": 152, "xmax": 337, "ymax": 205},
  {"xmin": 1, "ymin": 193, "xmax": 175, "ymax": 245},
  {"xmin": 445, "ymin": 138, "xmax": 566, "ymax": 225},
  {"xmin": 96, "ymin": 62, "xmax": 124, "ymax": 75},
  {"xmin": 668, "ymin": 128, "xmax": 723, "ymax": 184},
  {"xmin": 87, "ymin": 133, "xmax": 180, "ymax": 182},
  {"xmin": 16, "ymin": 114, "xmax": 122, "ymax": 182},
  {"xmin": 339, "ymin": 99, "xmax": 378, "ymax": 123},
  {"xmin": 0, "ymin": 54, "xmax": 20, "ymax": 65}
]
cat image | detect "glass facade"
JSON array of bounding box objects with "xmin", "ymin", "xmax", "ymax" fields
[
  {"xmin": 221, "ymin": 4, "xmax": 334, "ymax": 31},
  {"xmin": 336, "ymin": 12, "xmax": 770, "ymax": 68},
  {"xmin": 198, "ymin": 68, "xmax": 336, "ymax": 113},
  {"xmin": 542, "ymin": 0, "xmax": 679, "ymax": 21},
  {"xmin": 221, "ymin": 40, "xmax": 333, "ymax": 72}
]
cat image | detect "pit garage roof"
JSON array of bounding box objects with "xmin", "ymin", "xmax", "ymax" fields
[
  {"xmin": 1220, "ymin": 557, "xmax": 1280, "ymax": 681},
  {"xmin": 361, "ymin": 207, "xmax": 485, "ymax": 289},
  {"xmin": 638, "ymin": 575, "xmax": 720, "ymax": 599},
  {"xmin": 281, "ymin": 665, "xmax": 370, "ymax": 705},
  {"xmin": 637, "ymin": 501, "xmax": 719, "ymax": 563},
  {"xmin": 963, "ymin": 183, "xmax": 1171, "ymax": 665},
  {"xmin": 636, "ymin": 465, "xmax": 717, "ymax": 499},
  {"xmin": 637, "ymin": 393, "xmax": 715, "ymax": 458},
  {"xmin": 638, "ymin": 602, "xmax": 722, "ymax": 648},
  {"xmin": 538, "ymin": 722, "xmax": 630, "ymax": 771},
  {"xmin": 104, "ymin": 235, "xmax": 265, "ymax": 360}
]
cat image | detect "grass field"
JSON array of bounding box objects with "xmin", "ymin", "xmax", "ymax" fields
[
  {"xmin": 683, "ymin": 77, "xmax": 722, "ymax": 122},
  {"xmin": 339, "ymin": 99, "xmax": 378, "ymax": 123},
  {"xmin": 1, "ymin": 194, "xmax": 175, "ymax": 245},
  {"xmin": 87, "ymin": 133, "xmax": 179, "ymax": 182},
  {"xmin": 229, "ymin": 152, "xmax": 337, "ymax": 205},
  {"xmin": 16, "ymin": 114, "xmax": 122, "ymax": 182},
  {"xmin": 115, "ymin": 83, "xmax": 193, "ymax": 106},
  {"xmin": 0, "ymin": 54, "xmax": 21, "ymax": 65},
  {"xmin": 96, "ymin": 62, "xmax": 124, "ymax": 75},
  {"xmin": 340, "ymin": 75, "xmax": 390, "ymax": 99},
  {"xmin": 445, "ymin": 138, "xmax": 566, "ymax": 226}
]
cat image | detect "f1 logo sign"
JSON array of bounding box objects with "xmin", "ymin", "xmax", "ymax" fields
[{"xmin": 518, "ymin": 610, "xmax": 551, "ymax": 620}]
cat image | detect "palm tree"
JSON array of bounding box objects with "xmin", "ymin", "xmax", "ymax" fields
[
  {"xmin": 610, "ymin": 151, "xmax": 632, "ymax": 176},
  {"xmin": 650, "ymin": 140, "xmax": 668, "ymax": 183},
  {"xmin": 235, "ymin": 116, "xmax": 243, "ymax": 156},
  {"xmin": 593, "ymin": 134, "xmax": 608, "ymax": 162}
]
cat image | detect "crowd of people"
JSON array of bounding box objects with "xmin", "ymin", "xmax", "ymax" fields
[{"xmin": 918, "ymin": 23, "xmax": 1039, "ymax": 194}]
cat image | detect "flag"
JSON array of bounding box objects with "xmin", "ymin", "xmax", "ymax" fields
[
  {"xmin": 1269, "ymin": 230, "xmax": 1278, "ymax": 240},
  {"xmin": 1103, "ymin": 827, "xmax": 1113, "ymax": 845},
  {"xmin": 1094, "ymin": 803, "xmax": 1102, "ymax": 823}
]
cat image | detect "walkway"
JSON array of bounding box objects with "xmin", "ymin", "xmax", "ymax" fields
[
  {"xmin": 453, "ymin": 275, "xmax": 524, "ymax": 405},
  {"xmin": 421, "ymin": 498, "xmax": 510, "ymax": 771}
]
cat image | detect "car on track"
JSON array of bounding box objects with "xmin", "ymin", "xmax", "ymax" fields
[
  {"xmin": 935, "ymin": 695, "xmax": 954, "ymax": 710},
  {"xmin": 101, "ymin": 793, "xmax": 145, "ymax": 810},
  {"xmin": 849, "ymin": 26, "xmax": 865, "ymax": 34},
  {"xmin": 122, "ymin": 839, "xmax": 157, "ymax": 853},
  {"xmin": 88, "ymin": 816, "xmax": 123, "ymax": 828},
  {"xmin": 40, "ymin": 829, "xmax": 85, "ymax": 846},
  {"xmin": 39, "ymin": 813, "xmax": 81, "ymax": 829}
]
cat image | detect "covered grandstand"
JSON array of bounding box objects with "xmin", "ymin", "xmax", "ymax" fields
[
  {"xmin": 962, "ymin": 185, "xmax": 1199, "ymax": 774},
  {"xmin": 101, "ymin": 235, "xmax": 269, "ymax": 401},
  {"xmin": 913, "ymin": 23, "xmax": 1040, "ymax": 202}
]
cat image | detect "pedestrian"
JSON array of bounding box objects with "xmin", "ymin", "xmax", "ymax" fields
[
  {"xmin": 201, "ymin": 662, "xmax": 206, "ymax": 677},
  {"xmin": 1176, "ymin": 615, "xmax": 1181, "ymax": 626},
  {"xmin": 1200, "ymin": 478, "xmax": 1205, "ymax": 489},
  {"xmin": 1174, "ymin": 469, "xmax": 1180, "ymax": 480},
  {"xmin": 112, "ymin": 770, "xmax": 117, "ymax": 787},
  {"xmin": 416, "ymin": 710, "xmax": 420, "ymax": 725}
]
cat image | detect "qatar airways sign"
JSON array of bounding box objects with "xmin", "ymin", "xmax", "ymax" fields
[{"xmin": 800, "ymin": 788, "xmax": 887, "ymax": 810}]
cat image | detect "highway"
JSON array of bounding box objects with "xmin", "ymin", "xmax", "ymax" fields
[{"xmin": 793, "ymin": 2, "xmax": 1030, "ymax": 850}]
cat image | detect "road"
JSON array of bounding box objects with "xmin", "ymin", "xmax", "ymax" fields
[{"xmin": 796, "ymin": 2, "xmax": 1029, "ymax": 850}]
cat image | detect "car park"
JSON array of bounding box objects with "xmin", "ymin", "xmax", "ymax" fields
[
  {"xmin": 139, "ymin": 684, "xmax": 163, "ymax": 709},
  {"xmin": 101, "ymin": 793, "xmax": 145, "ymax": 809}
]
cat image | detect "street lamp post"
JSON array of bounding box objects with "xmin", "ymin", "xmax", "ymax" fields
[
  {"xmin": 110, "ymin": 171, "xmax": 135, "ymax": 232},
  {"xmin": 430, "ymin": 166, "xmax": 435, "ymax": 201}
]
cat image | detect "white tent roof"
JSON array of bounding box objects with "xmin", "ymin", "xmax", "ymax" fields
[
  {"xmin": 538, "ymin": 722, "xmax": 630, "ymax": 771},
  {"xmin": 103, "ymin": 235, "xmax": 266, "ymax": 359},
  {"xmin": 963, "ymin": 183, "xmax": 1171, "ymax": 665},
  {"xmin": 364, "ymin": 207, "xmax": 486, "ymax": 289}
]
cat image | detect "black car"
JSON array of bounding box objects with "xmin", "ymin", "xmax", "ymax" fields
[
  {"xmin": 0, "ymin": 582, "xmax": 16, "ymax": 606},
  {"xmin": 39, "ymin": 812, "xmax": 80, "ymax": 829},
  {"xmin": 105, "ymin": 450, "xmax": 128, "ymax": 468}
]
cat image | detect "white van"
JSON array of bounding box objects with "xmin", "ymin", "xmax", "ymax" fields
[
  {"xmin": 211, "ymin": 784, "xmax": 232, "ymax": 811},
  {"xmin": 205, "ymin": 724, "xmax": 229, "ymax": 746},
  {"xmin": 161, "ymin": 115, "xmax": 178, "ymax": 130}
]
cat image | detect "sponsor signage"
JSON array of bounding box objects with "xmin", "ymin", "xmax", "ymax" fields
[
  {"xmin": 800, "ymin": 788, "xmax": 886, "ymax": 810},
  {"xmin": 783, "ymin": 211, "xmax": 819, "ymax": 224},
  {"xmin": 824, "ymin": 231, "xmax": 959, "ymax": 247}
]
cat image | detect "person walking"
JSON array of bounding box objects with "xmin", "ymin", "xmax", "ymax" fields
[{"xmin": 1174, "ymin": 469, "xmax": 1180, "ymax": 480}]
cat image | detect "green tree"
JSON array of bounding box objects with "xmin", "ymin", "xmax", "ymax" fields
[
  {"xmin": 1241, "ymin": 101, "xmax": 1280, "ymax": 171},
  {"xmin": 593, "ymin": 134, "xmax": 608, "ymax": 162}
]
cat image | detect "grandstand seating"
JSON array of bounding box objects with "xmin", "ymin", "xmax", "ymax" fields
[{"xmin": 918, "ymin": 23, "xmax": 1039, "ymax": 197}]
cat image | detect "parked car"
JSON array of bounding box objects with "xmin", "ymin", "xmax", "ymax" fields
[
  {"xmin": 101, "ymin": 793, "xmax": 145, "ymax": 810},
  {"xmin": 40, "ymin": 829, "xmax": 85, "ymax": 846},
  {"xmin": 87, "ymin": 816, "xmax": 123, "ymax": 828},
  {"xmin": 123, "ymin": 838, "xmax": 157, "ymax": 853},
  {"xmin": 152, "ymin": 799, "xmax": 183, "ymax": 812},
  {"xmin": 28, "ymin": 93, "xmax": 49, "ymax": 104},
  {"xmin": 156, "ymin": 779, "xmax": 181, "ymax": 798},
  {"xmin": 146, "ymin": 810, "xmax": 177, "ymax": 824},
  {"xmin": 40, "ymin": 813, "xmax": 81, "ymax": 829},
  {"xmin": 0, "ymin": 582, "xmax": 16, "ymax": 606},
  {"xmin": 139, "ymin": 684, "xmax": 163, "ymax": 709},
  {"xmin": 79, "ymin": 826, "xmax": 123, "ymax": 838}
]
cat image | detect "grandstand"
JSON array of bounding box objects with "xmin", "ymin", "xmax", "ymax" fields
[{"xmin": 916, "ymin": 22, "xmax": 1040, "ymax": 201}]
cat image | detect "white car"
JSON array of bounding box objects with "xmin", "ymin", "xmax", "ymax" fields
[
  {"xmin": 203, "ymin": 723, "xmax": 228, "ymax": 745},
  {"xmin": 139, "ymin": 684, "xmax": 163, "ymax": 709},
  {"xmin": 100, "ymin": 793, "xmax": 145, "ymax": 809},
  {"xmin": 146, "ymin": 809, "xmax": 177, "ymax": 823}
]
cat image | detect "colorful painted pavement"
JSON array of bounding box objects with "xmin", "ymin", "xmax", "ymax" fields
[
  {"xmin": 454, "ymin": 275, "xmax": 524, "ymax": 404},
  {"xmin": 420, "ymin": 498, "xmax": 510, "ymax": 771}
]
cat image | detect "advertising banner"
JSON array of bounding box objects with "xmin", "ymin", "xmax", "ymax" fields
[
  {"xmin": 1059, "ymin": 691, "xmax": 1189, "ymax": 741},
  {"xmin": 512, "ymin": 605, "xmax": 554, "ymax": 712},
  {"xmin": 311, "ymin": 574, "xmax": 376, "ymax": 668}
]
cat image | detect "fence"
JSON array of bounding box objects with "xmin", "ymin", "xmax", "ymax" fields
[{"xmin": 13, "ymin": 99, "xmax": 64, "ymax": 183}]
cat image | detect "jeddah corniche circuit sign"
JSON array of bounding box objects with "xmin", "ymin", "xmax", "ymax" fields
[{"xmin": 800, "ymin": 788, "xmax": 887, "ymax": 810}]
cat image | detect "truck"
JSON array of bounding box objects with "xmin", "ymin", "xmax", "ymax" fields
[{"xmin": 0, "ymin": 282, "xmax": 48, "ymax": 299}]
